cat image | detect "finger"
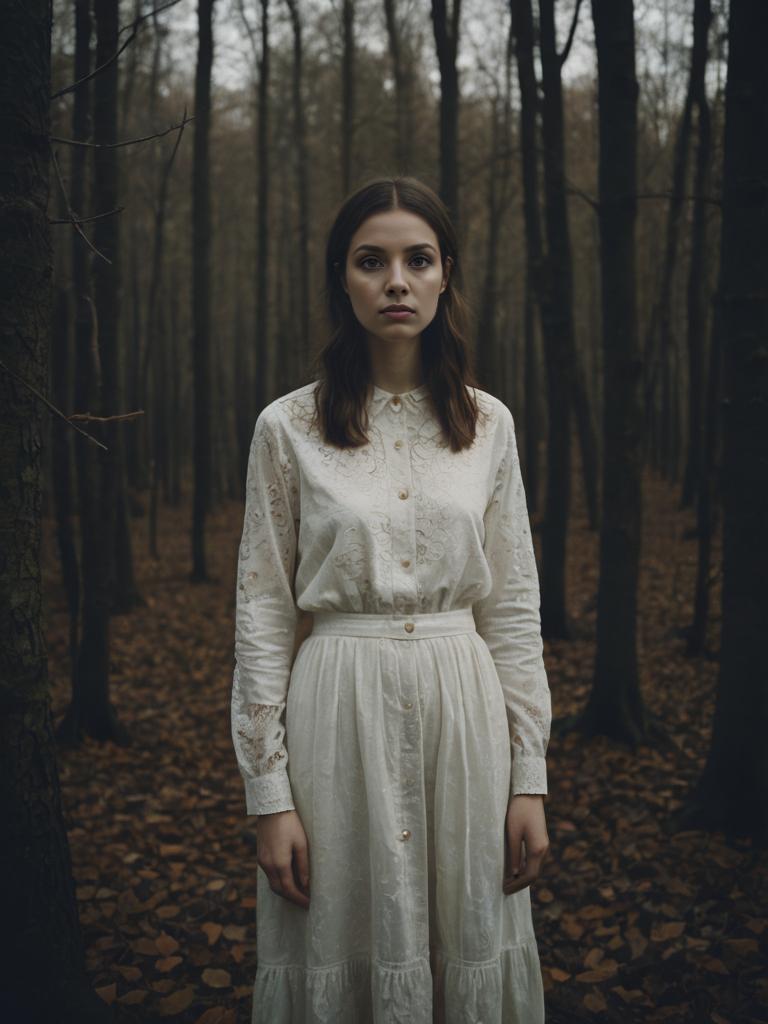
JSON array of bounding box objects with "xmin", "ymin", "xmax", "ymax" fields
[
  {"xmin": 294, "ymin": 842, "xmax": 311, "ymax": 895},
  {"xmin": 507, "ymin": 832, "xmax": 525, "ymax": 877},
  {"xmin": 278, "ymin": 865, "xmax": 310, "ymax": 909}
]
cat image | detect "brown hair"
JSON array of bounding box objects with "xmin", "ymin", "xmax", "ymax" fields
[{"xmin": 308, "ymin": 176, "xmax": 481, "ymax": 452}]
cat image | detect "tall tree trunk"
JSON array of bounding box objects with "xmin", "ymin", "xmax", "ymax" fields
[
  {"xmin": 673, "ymin": 0, "xmax": 768, "ymax": 843},
  {"xmin": 191, "ymin": 0, "xmax": 215, "ymax": 582},
  {"xmin": 687, "ymin": 0, "xmax": 715, "ymax": 657},
  {"xmin": 384, "ymin": 0, "xmax": 414, "ymax": 173},
  {"xmin": 92, "ymin": 0, "xmax": 139, "ymax": 615},
  {"xmin": 681, "ymin": 0, "xmax": 714, "ymax": 509},
  {"xmin": 285, "ymin": 0, "xmax": 311, "ymax": 387},
  {"xmin": 642, "ymin": 2, "xmax": 698, "ymax": 480},
  {"xmin": 430, "ymin": 0, "xmax": 461, "ymax": 221},
  {"xmin": 580, "ymin": 0, "xmax": 646, "ymax": 744},
  {"xmin": 341, "ymin": 0, "xmax": 355, "ymax": 196},
  {"xmin": 0, "ymin": 2, "xmax": 112, "ymax": 1019},
  {"xmin": 537, "ymin": 0, "xmax": 575, "ymax": 638},
  {"xmin": 510, "ymin": 0, "xmax": 544, "ymax": 513},
  {"xmin": 60, "ymin": 0, "xmax": 131, "ymax": 745},
  {"xmin": 256, "ymin": 0, "xmax": 271, "ymax": 409}
]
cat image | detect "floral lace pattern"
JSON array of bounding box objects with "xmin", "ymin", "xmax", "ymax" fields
[{"xmin": 231, "ymin": 380, "xmax": 551, "ymax": 815}]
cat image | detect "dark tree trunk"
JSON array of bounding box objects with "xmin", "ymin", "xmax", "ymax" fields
[
  {"xmin": 191, "ymin": 0, "xmax": 215, "ymax": 582},
  {"xmin": 580, "ymin": 0, "xmax": 646, "ymax": 745},
  {"xmin": 673, "ymin": 0, "xmax": 768, "ymax": 844},
  {"xmin": 0, "ymin": 2, "xmax": 112, "ymax": 1019},
  {"xmin": 341, "ymin": 0, "xmax": 355, "ymax": 196},
  {"xmin": 475, "ymin": 96, "xmax": 503, "ymax": 392},
  {"xmin": 256, "ymin": 0, "xmax": 271, "ymax": 415},
  {"xmin": 430, "ymin": 0, "xmax": 461, "ymax": 221},
  {"xmin": 536, "ymin": 0, "xmax": 575, "ymax": 639},
  {"xmin": 642, "ymin": 0, "xmax": 699, "ymax": 480},
  {"xmin": 60, "ymin": 0, "xmax": 130, "ymax": 746},
  {"xmin": 384, "ymin": 0, "xmax": 414, "ymax": 173},
  {"xmin": 92, "ymin": 0, "xmax": 140, "ymax": 615},
  {"xmin": 681, "ymin": 0, "xmax": 714, "ymax": 510},
  {"xmin": 285, "ymin": 0, "xmax": 311, "ymax": 387},
  {"xmin": 510, "ymin": 0, "xmax": 544, "ymax": 514}
]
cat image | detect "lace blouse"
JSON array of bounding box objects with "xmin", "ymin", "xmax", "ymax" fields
[{"xmin": 231, "ymin": 380, "xmax": 551, "ymax": 816}]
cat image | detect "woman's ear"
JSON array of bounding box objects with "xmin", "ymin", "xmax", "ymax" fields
[{"xmin": 441, "ymin": 256, "xmax": 453, "ymax": 293}]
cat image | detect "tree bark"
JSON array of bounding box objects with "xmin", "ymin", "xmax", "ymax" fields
[
  {"xmin": 341, "ymin": 0, "xmax": 355, "ymax": 195},
  {"xmin": 191, "ymin": 0, "xmax": 216, "ymax": 582},
  {"xmin": 0, "ymin": 2, "xmax": 112, "ymax": 1018},
  {"xmin": 384, "ymin": 0, "xmax": 414, "ymax": 173},
  {"xmin": 580, "ymin": 0, "xmax": 646, "ymax": 744},
  {"xmin": 674, "ymin": 0, "xmax": 768, "ymax": 843},
  {"xmin": 430, "ymin": 0, "xmax": 461, "ymax": 221}
]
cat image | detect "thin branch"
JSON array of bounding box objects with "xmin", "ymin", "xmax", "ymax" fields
[
  {"xmin": 50, "ymin": 112, "xmax": 195, "ymax": 150},
  {"xmin": 68, "ymin": 410, "xmax": 145, "ymax": 424},
  {"xmin": 51, "ymin": 0, "xmax": 184, "ymax": 100},
  {"xmin": 49, "ymin": 143, "xmax": 112, "ymax": 264},
  {"xmin": 49, "ymin": 206, "xmax": 124, "ymax": 226},
  {"xmin": 635, "ymin": 189, "xmax": 722, "ymax": 207},
  {"xmin": 559, "ymin": 0, "xmax": 584, "ymax": 68},
  {"xmin": 0, "ymin": 358, "xmax": 109, "ymax": 451}
]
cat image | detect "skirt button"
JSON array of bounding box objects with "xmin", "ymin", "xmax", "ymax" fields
[
  {"xmin": 400, "ymin": 829, "xmax": 411, "ymax": 841},
  {"xmin": 404, "ymin": 622, "xmax": 415, "ymax": 633}
]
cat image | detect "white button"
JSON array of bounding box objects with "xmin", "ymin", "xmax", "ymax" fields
[
  {"xmin": 394, "ymin": 439, "xmax": 404, "ymax": 449},
  {"xmin": 398, "ymin": 489, "xmax": 408, "ymax": 500},
  {"xmin": 403, "ymin": 701, "xmax": 413, "ymax": 710},
  {"xmin": 400, "ymin": 829, "xmax": 411, "ymax": 841}
]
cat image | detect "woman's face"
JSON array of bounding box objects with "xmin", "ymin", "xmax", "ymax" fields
[{"xmin": 341, "ymin": 208, "xmax": 451, "ymax": 351}]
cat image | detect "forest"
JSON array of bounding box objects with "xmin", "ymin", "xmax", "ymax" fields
[{"xmin": 1, "ymin": 0, "xmax": 766, "ymax": 1022}]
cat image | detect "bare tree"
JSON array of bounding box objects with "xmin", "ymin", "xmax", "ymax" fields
[
  {"xmin": 673, "ymin": 0, "xmax": 768, "ymax": 844},
  {"xmin": 191, "ymin": 0, "xmax": 216, "ymax": 582},
  {"xmin": 430, "ymin": 0, "xmax": 461, "ymax": 220},
  {"xmin": 0, "ymin": 1, "xmax": 113, "ymax": 1018},
  {"xmin": 579, "ymin": 0, "xmax": 647, "ymax": 744}
]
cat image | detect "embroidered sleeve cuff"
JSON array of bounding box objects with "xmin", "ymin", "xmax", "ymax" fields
[
  {"xmin": 510, "ymin": 755, "xmax": 548, "ymax": 797},
  {"xmin": 244, "ymin": 771, "xmax": 296, "ymax": 817}
]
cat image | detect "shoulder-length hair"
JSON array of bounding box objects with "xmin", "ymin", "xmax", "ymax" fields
[{"xmin": 308, "ymin": 176, "xmax": 481, "ymax": 452}]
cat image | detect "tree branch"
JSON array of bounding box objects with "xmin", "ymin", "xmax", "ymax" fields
[
  {"xmin": 50, "ymin": 0, "xmax": 184, "ymax": 100},
  {"xmin": 50, "ymin": 112, "xmax": 194, "ymax": 150},
  {"xmin": 0, "ymin": 358, "xmax": 109, "ymax": 451},
  {"xmin": 48, "ymin": 143, "xmax": 112, "ymax": 264}
]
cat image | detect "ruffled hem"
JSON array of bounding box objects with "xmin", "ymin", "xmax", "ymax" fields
[{"xmin": 251, "ymin": 939, "xmax": 545, "ymax": 1024}]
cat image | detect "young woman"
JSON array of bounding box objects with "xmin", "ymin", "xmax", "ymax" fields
[{"xmin": 231, "ymin": 176, "xmax": 552, "ymax": 1023}]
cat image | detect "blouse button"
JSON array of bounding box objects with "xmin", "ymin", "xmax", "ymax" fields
[
  {"xmin": 394, "ymin": 439, "xmax": 403, "ymax": 449},
  {"xmin": 401, "ymin": 559, "xmax": 411, "ymax": 568},
  {"xmin": 400, "ymin": 829, "xmax": 411, "ymax": 841},
  {"xmin": 403, "ymin": 700, "xmax": 413, "ymax": 710},
  {"xmin": 404, "ymin": 622, "xmax": 415, "ymax": 633},
  {"xmin": 391, "ymin": 397, "xmax": 402, "ymax": 409},
  {"xmin": 398, "ymin": 488, "xmax": 408, "ymax": 500}
]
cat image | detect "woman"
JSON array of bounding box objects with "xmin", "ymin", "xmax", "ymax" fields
[{"xmin": 231, "ymin": 176, "xmax": 552, "ymax": 1023}]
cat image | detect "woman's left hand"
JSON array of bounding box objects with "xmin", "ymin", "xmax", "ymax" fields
[{"xmin": 503, "ymin": 794, "xmax": 550, "ymax": 895}]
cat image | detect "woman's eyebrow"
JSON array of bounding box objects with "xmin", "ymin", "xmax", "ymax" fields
[{"xmin": 352, "ymin": 242, "xmax": 437, "ymax": 254}]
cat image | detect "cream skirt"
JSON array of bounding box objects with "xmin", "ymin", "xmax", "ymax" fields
[{"xmin": 252, "ymin": 608, "xmax": 546, "ymax": 1023}]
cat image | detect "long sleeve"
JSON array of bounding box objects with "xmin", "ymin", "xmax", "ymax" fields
[
  {"xmin": 473, "ymin": 406, "xmax": 552, "ymax": 798},
  {"xmin": 231, "ymin": 407, "xmax": 300, "ymax": 816}
]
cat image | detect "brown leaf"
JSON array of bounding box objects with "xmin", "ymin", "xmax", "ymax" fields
[
  {"xmin": 651, "ymin": 921, "xmax": 685, "ymax": 942},
  {"xmin": 583, "ymin": 991, "xmax": 607, "ymax": 1011},
  {"xmin": 222, "ymin": 924, "xmax": 247, "ymax": 941},
  {"xmin": 156, "ymin": 932, "xmax": 180, "ymax": 956},
  {"xmin": 131, "ymin": 938, "xmax": 160, "ymax": 956},
  {"xmin": 95, "ymin": 983, "xmax": 117, "ymax": 1004},
  {"xmin": 549, "ymin": 967, "xmax": 571, "ymax": 983},
  {"xmin": 156, "ymin": 956, "xmax": 183, "ymax": 972},
  {"xmin": 118, "ymin": 990, "xmax": 149, "ymax": 1005},
  {"xmin": 114, "ymin": 965, "xmax": 141, "ymax": 982},
  {"xmin": 583, "ymin": 947, "xmax": 604, "ymax": 969},
  {"xmin": 201, "ymin": 922, "xmax": 223, "ymax": 946},
  {"xmin": 202, "ymin": 968, "xmax": 232, "ymax": 989},
  {"xmin": 159, "ymin": 988, "xmax": 195, "ymax": 1016}
]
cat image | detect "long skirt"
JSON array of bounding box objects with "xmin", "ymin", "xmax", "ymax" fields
[{"xmin": 251, "ymin": 607, "xmax": 546, "ymax": 1023}]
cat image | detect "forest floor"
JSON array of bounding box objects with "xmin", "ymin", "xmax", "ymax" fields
[{"xmin": 42, "ymin": 463, "xmax": 767, "ymax": 1024}]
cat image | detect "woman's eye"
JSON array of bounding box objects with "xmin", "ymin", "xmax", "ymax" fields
[{"xmin": 410, "ymin": 254, "xmax": 431, "ymax": 267}]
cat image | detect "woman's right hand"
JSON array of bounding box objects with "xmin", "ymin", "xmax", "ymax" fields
[{"xmin": 255, "ymin": 809, "xmax": 311, "ymax": 909}]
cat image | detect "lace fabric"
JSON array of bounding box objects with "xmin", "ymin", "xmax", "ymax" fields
[{"xmin": 231, "ymin": 381, "xmax": 551, "ymax": 816}]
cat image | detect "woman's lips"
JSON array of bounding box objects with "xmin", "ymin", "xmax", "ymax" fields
[{"xmin": 381, "ymin": 310, "xmax": 415, "ymax": 320}]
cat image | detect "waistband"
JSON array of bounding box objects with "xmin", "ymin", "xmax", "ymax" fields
[{"xmin": 310, "ymin": 607, "xmax": 477, "ymax": 640}]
